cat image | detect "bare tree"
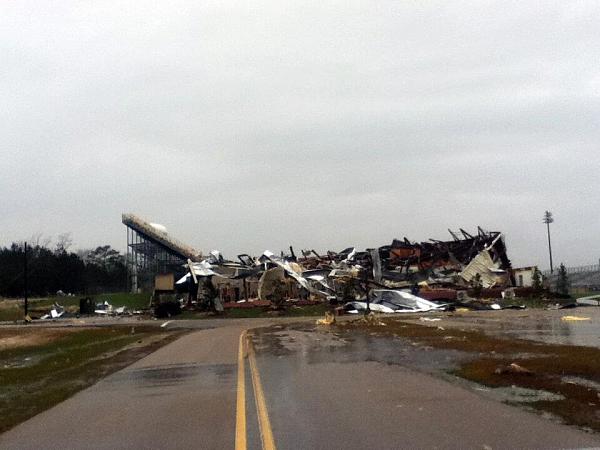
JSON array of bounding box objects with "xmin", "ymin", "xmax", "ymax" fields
[
  {"xmin": 76, "ymin": 248, "xmax": 93, "ymax": 261},
  {"xmin": 28, "ymin": 233, "xmax": 51, "ymax": 248},
  {"xmin": 55, "ymin": 232, "xmax": 73, "ymax": 253}
]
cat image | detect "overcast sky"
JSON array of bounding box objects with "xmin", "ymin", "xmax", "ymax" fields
[{"xmin": 2, "ymin": 1, "xmax": 599, "ymax": 269}]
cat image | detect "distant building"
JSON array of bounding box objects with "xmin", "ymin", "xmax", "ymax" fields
[{"xmin": 512, "ymin": 266, "xmax": 537, "ymax": 287}]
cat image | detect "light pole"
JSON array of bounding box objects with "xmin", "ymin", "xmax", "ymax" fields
[
  {"xmin": 24, "ymin": 241, "xmax": 28, "ymax": 317},
  {"xmin": 543, "ymin": 211, "xmax": 554, "ymax": 273}
]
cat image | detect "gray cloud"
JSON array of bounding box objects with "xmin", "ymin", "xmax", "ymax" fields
[{"xmin": 2, "ymin": 0, "xmax": 599, "ymax": 268}]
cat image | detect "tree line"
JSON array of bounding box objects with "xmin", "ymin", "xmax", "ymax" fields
[{"xmin": 0, "ymin": 236, "xmax": 127, "ymax": 297}]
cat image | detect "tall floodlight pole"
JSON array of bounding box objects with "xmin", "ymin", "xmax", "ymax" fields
[
  {"xmin": 24, "ymin": 241, "xmax": 28, "ymax": 317},
  {"xmin": 543, "ymin": 211, "xmax": 554, "ymax": 273}
]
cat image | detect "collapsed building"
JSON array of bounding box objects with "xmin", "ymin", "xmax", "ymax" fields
[
  {"xmin": 380, "ymin": 227, "xmax": 512, "ymax": 288},
  {"xmin": 122, "ymin": 214, "xmax": 513, "ymax": 307}
]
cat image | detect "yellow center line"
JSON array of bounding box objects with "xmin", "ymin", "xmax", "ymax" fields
[
  {"xmin": 248, "ymin": 334, "xmax": 277, "ymax": 450},
  {"xmin": 235, "ymin": 331, "xmax": 247, "ymax": 450}
]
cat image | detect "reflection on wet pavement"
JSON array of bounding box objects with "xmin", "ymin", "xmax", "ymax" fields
[
  {"xmin": 105, "ymin": 363, "xmax": 235, "ymax": 395},
  {"xmin": 252, "ymin": 323, "xmax": 469, "ymax": 374},
  {"xmin": 411, "ymin": 308, "xmax": 600, "ymax": 348}
]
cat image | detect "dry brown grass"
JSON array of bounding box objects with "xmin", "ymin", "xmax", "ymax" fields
[{"xmin": 0, "ymin": 327, "xmax": 75, "ymax": 350}]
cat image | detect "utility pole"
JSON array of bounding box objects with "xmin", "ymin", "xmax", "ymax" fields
[
  {"xmin": 24, "ymin": 241, "xmax": 28, "ymax": 317},
  {"xmin": 543, "ymin": 211, "xmax": 554, "ymax": 273}
]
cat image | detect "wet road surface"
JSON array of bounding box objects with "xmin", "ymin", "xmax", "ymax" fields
[
  {"xmin": 402, "ymin": 308, "xmax": 600, "ymax": 348},
  {"xmin": 249, "ymin": 323, "xmax": 600, "ymax": 449},
  {"xmin": 2, "ymin": 319, "xmax": 600, "ymax": 449},
  {"xmin": 0, "ymin": 325, "xmax": 243, "ymax": 450}
]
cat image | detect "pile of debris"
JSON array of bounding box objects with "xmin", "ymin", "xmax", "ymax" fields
[
  {"xmin": 175, "ymin": 227, "xmax": 515, "ymax": 314},
  {"xmin": 93, "ymin": 300, "xmax": 127, "ymax": 316},
  {"xmin": 39, "ymin": 298, "xmax": 135, "ymax": 320},
  {"xmin": 40, "ymin": 302, "xmax": 66, "ymax": 320}
]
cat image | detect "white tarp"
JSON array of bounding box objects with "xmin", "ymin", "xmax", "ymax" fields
[
  {"xmin": 345, "ymin": 301, "xmax": 396, "ymax": 314},
  {"xmin": 374, "ymin": 290, "xmax": 445, "ymax": 312},
  {"xmin": 577, "ymin": 295, "xmax": 600, "ymax": 306},
  {"xmin": 94, "ymin": 300, "xmax": 112, "ymax": 315},
  {"xmin": 177, "ymin": 260, "xmax": 218, "ymax": 284},
  {"xmin": 343, "ymin": 248, "xmax": 356, "ymax": 263},
  {"xmin": 345, "ymin": 290, "xmax": 446, "ymax": 313},
  {"xmin": 42, "ymin": 303, "xmax": 65, "ymax": 319}
]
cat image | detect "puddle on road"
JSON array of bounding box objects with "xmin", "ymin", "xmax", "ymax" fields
[
  {"xmin": 132, "ymin": 364, "xmax": 205, "ymax": 384},
  {"xmin": 260, "ymin": 329, "xmax": 349, "ymax": 355},
  {"xmin": 252, "ymin": 323, "xmax": 469, "ymax": 374},
  {"xmin": 109, "ymin": 363, "xmax": 235, "ymax": 391}
]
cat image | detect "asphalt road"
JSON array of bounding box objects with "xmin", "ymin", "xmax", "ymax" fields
[{"xmin": 2, "ymin": 319, "xmax": 600, "ymax": 449}]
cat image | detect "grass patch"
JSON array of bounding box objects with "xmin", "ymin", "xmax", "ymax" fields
[
  {"xmin": 342, "ymin": 317, "xmax": 600, "ymax": 432},
  {"xmin": 284, "ymin": 304, "xmax": 330, "ymax": 317},
  {"xmin": 0, "ymin": 325, "xmax": 179, "ymax": 433},
  {"xmin": 0, "ymin": 293, "xmax": 153, "ymax": 322},
  {"xmin": 90, "ymin": 292, "xmax": 152, "ymax": 310},
  {"xmin": 501, "ymin": 297, "xmax": 557, "ymax": 309},
  {"xmin": 25, "ymin": 297, "xmax": 80, "ymax": 309},
  {"xmin": 573, "ymin": 291, "xmax": 600, "ymax": 299},
  {"xmin": 0, "ymin": 301, "xmax": 24, "ymax": 322},
  {"xmin": 33, "ymin": 292, "xmax": 152, "ymax": 310}
]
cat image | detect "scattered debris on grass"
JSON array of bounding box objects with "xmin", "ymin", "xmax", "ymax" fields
[
  {"xmin": 561, "ymin": 315, "xmax": 591, "ymax": 322},
  {"xmin": 40, "ymin": 303, "xmax": 65, "ymax": 320},
  {"xmin": 495, "ymin": 362, "xmax": 535, "ymax": 376},
  {"xmin": 316, "ymin": 311, "xmax": 336, "ymax": 325}
]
